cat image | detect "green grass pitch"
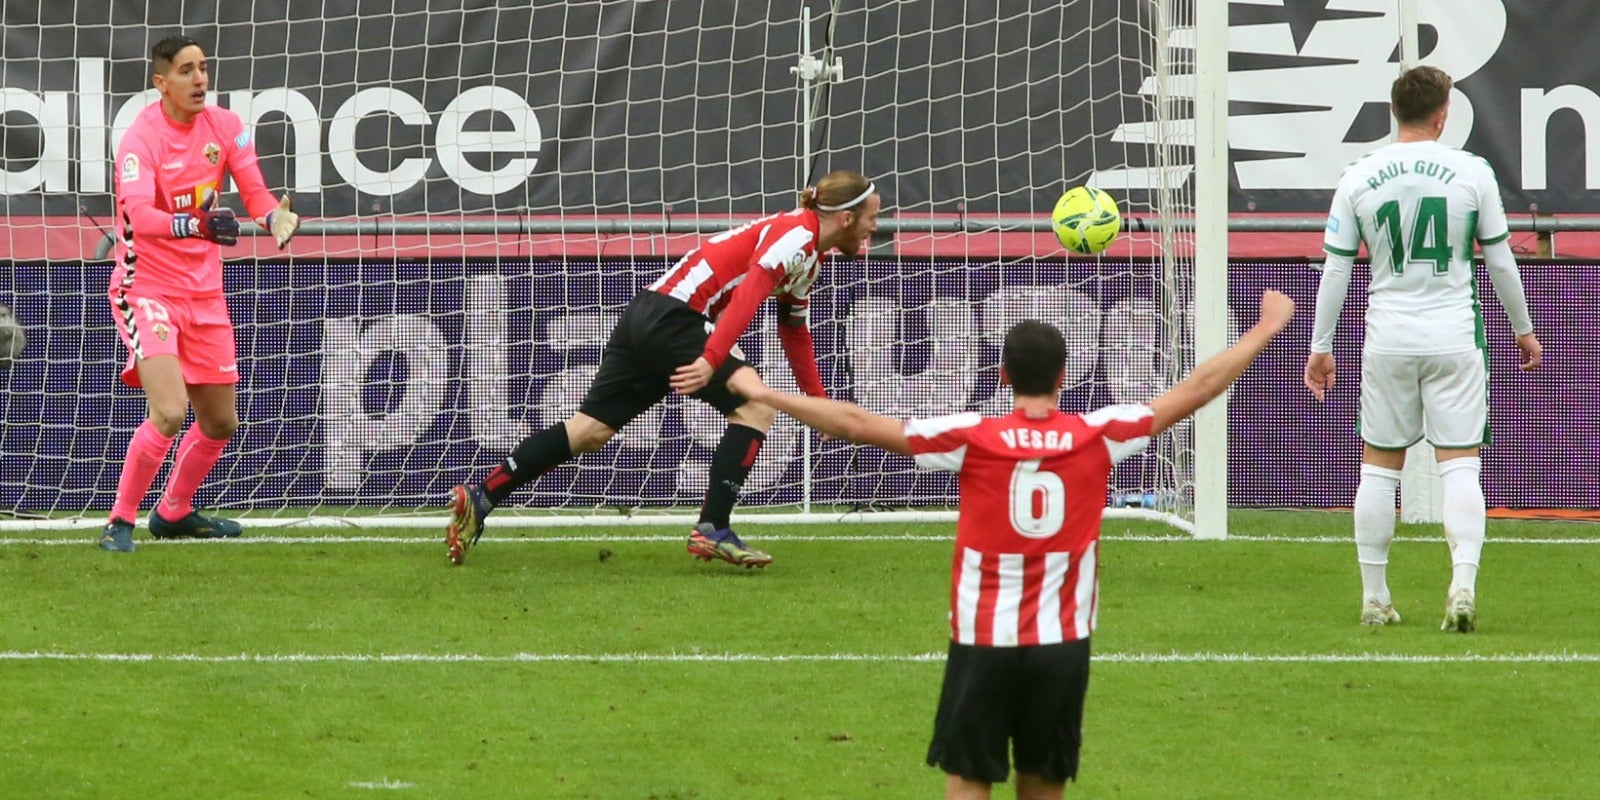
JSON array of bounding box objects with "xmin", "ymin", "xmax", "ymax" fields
[{"xmin": 2, "ymin": 510, "xmax": 1597, "ymax": 798}]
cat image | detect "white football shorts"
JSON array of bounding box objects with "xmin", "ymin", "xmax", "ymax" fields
[{"xmin": 1359, "ymin": 350, "xmax": 1489, "ymax": 450}]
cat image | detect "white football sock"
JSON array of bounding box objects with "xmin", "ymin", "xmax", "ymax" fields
[
  {"xmin": 1354, "ymin": 464, "xmax": 1402, "ymax": 605},
  {"xmin": 1440, "ymin": 456, "xmax": 1485, "ymax": 595}
]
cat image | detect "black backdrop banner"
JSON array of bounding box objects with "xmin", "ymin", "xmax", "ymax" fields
[{"xmin": 0, "ymin": 1, "xmax": 1592, "ymax": 217}]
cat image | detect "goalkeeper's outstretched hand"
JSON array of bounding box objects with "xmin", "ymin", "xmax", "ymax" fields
[{"xmin": 263, "ymin": 195, "xmax": 300, "ymax": 249}]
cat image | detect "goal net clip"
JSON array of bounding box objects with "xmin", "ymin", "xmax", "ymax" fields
[{"xmin": 791, "ymin": 52, "xmax": 843, "ymax": 83}]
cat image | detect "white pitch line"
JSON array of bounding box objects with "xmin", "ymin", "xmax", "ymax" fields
[
  {"xmin": 0, "ymin": 650, "xmax": 944, "ymax": 663},
  {"xmin": 1222, "ymin": 534, "xmax": 1600, "ymax": 545},
  {"xmin": 3, "ymin": 533, "xmax": 1600, "ymax": 546},
  {"xmin": 2, "ymin": 650, "xmax": 1599, "ymax": 665},
  {"xmin": 348, "ymin": 779, "xmax": 415, "ymax": 791},
  {"xmin": 1095, "ymin": 652, "xmax": 1600, "ymax": 664},
  {"xmin": 0, "ymin": 533, "xmax": 950, "ymax": 546}
]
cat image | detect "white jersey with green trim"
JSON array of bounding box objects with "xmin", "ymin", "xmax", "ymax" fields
[{"xmin": 1323, "ymin": 140, "xmax": 1510, "ymax": 355}]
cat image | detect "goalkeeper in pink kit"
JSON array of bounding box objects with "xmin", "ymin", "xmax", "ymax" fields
[{"xmin": 98, "ymin": 35, "xmax": 300, "ymax": 552}]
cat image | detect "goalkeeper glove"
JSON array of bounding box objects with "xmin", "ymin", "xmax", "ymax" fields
[
  {"xmin": 172, "ymin": 189, "xmax": 239, "ymax": 245},
  {"xmin": 264, "ymin": 195, "xmax": 300, "ymax": 249}
]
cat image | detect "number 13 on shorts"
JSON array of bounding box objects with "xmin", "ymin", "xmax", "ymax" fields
[{"xmin": 136, "ymin": 297, "xmax": 172, "ymax": 323}]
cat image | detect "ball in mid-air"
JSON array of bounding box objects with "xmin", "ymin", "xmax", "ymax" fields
[{"xmin": 1051, "ymin": 186, "xmax": 1121, "ymax": 255}]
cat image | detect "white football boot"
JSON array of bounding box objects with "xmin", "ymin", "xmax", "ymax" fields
[
  {"xmin": 1441, "ymin": 588, "xmax": 1476, "ymax": 633},
  {"xmin": 1360, "ymin": 599, "xmax": 1401, "ymax": 626}
]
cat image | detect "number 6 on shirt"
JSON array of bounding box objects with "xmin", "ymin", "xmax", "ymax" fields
[{"xmin": 1009, "ymin": 459, "xmax": 1066, "ymax": 538}]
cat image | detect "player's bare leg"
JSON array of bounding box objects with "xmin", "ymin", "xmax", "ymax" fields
[
  {"xmin": 944, "ymin": 773, "xmax": 991, "ymax": 800},
  {"xmin": 1015, "ymin": 771, "xmax": 1067, "ymax": 800}
]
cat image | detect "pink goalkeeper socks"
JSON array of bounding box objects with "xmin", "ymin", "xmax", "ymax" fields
[
  {"xmin": 110, "ymin": 421, "xmax": 176, "ymax": 524},
  {"xmin": 158, "ymin": 428, "xmax": 231, "ymax": 520}
]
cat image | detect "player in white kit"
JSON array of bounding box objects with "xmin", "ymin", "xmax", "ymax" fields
[{"xmin": 1305, "ymin": 66, "xmax": 1542, "ymax": 632}]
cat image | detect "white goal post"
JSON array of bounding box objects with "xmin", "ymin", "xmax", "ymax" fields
[{"xmin": 1191, "ymin": 0, "xmax": 1230, "ymax": 539}]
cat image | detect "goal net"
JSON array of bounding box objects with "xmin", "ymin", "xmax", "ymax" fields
[{"xmin": 0, "ymin": 1, "xmax": 1207, "ymax": 531}]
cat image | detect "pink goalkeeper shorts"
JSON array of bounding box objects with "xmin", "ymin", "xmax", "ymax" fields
[{"xmin": 109, "ymin": 289, "xmax": 238, "ymax": 387}]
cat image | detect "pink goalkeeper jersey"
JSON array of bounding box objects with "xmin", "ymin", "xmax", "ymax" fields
[
  {"xmin": 113, "ymin": 102, "xmax": 277, "ymax": 297},
  {"xmin": 904, "ymin": 405, "xmax": 1155, "ymax": 647}
]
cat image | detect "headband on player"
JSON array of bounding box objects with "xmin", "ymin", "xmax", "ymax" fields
[{"xmin": 816, "ymin": 183, "xmax": 876, "ymax": 212}]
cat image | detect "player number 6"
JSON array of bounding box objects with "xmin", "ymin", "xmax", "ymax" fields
[{"xmin": 1008, "ymin": 459, "xmax": 1065, "ymax": 538}]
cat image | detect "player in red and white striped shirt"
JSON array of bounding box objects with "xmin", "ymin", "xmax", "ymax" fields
[
  {"xmin": 729, "ymin": 290, "xmax": 1295, "ymax": 800},
  {"xmin": 446, "ymin": 171, "xmax": 881, "ymax": 568}
]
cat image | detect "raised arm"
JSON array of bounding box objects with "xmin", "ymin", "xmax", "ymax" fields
[{"xmin": 1149, "ymin": 290, "xmax": 1295, "ymax": 436}]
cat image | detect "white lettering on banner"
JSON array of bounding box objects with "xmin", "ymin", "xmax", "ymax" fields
[
  {"xmin": 3, "ymin": 23, "xmax": 1599, "ymax": 199},
  {"xmin": 1225, "ymin": 0, "xmax": 1499, "ymax": 190},
  {"xmin": 436, "ymin": 85, "xmax": 543, "ymax": 195},
  {"xmin": 845, "ymin": 291, "xmax": 1239, "ymax": 417},
  {"xmin": 975, "ymin": 286, "xmax": 1100, "ymax": 416},
  {"xmin": 328, "ymin": 88, "xmax": 433, "ymax": 196},
  {"xmin": 1101, "ymin": 298, "xmax": 1241, "ymax": 405},
  {"xmin": 309, "ymin": 283, "xmax": 1239, "ymax": 490},
  {"xmin": 3, "ymin": 58, "xmax": 544, "ymax": 196},
  {"xmin": 0, "ymin": 87, "xmax": 68, "ymax": 193},
  {"xmin": 1521, "ymin": 86, "xmax": 1600, "ymax": 191},
  {"xmin": 1098, "ymin": 0, "xmax": 1524, "ymax": 193},
  {"xmin": 79, "ymin": 57, "xmax": 107, "ymax": 194},
  {"xmin": 850, "ymin": 297, "xmax": 975, "ymax": 417},
  {"xmin": 322, "ymin": 316, "xmax": 449, "ymax": 491},
  {"xmin": 228, "ymin": 88, "xmax": 323, "ymax": 194},
  {"xmin": 1101, "ymin": 299, "xmax": 1163, "ymax": 406},
  {"xmin": 465, "ymin": 276, "xmax": 531, "ymax": 450}
]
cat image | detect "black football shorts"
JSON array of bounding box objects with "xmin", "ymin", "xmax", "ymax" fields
[
  {"xmin": 925, "ymin": 638, "xmax": 1092, "ymax": 785},
  {"xmin": 578, "ymin": 290, "xmax": 749, "ymax": 429}
]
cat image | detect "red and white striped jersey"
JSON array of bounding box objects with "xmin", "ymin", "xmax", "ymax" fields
[
  {"xmin": 647, "ymin": 207, "xmax": 829, "ymax": 395},
  {"xmin": 904, "ymin": 405, "xmax": 1154, "ymax": 647},
  {"xmin": 649, "ymin": 208, "xmax": 821, "ymax": 320}
]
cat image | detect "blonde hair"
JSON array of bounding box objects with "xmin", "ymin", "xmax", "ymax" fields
[{"xmin": 798, "ymin": 170, "xmax": 873, "ymax": 211}]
